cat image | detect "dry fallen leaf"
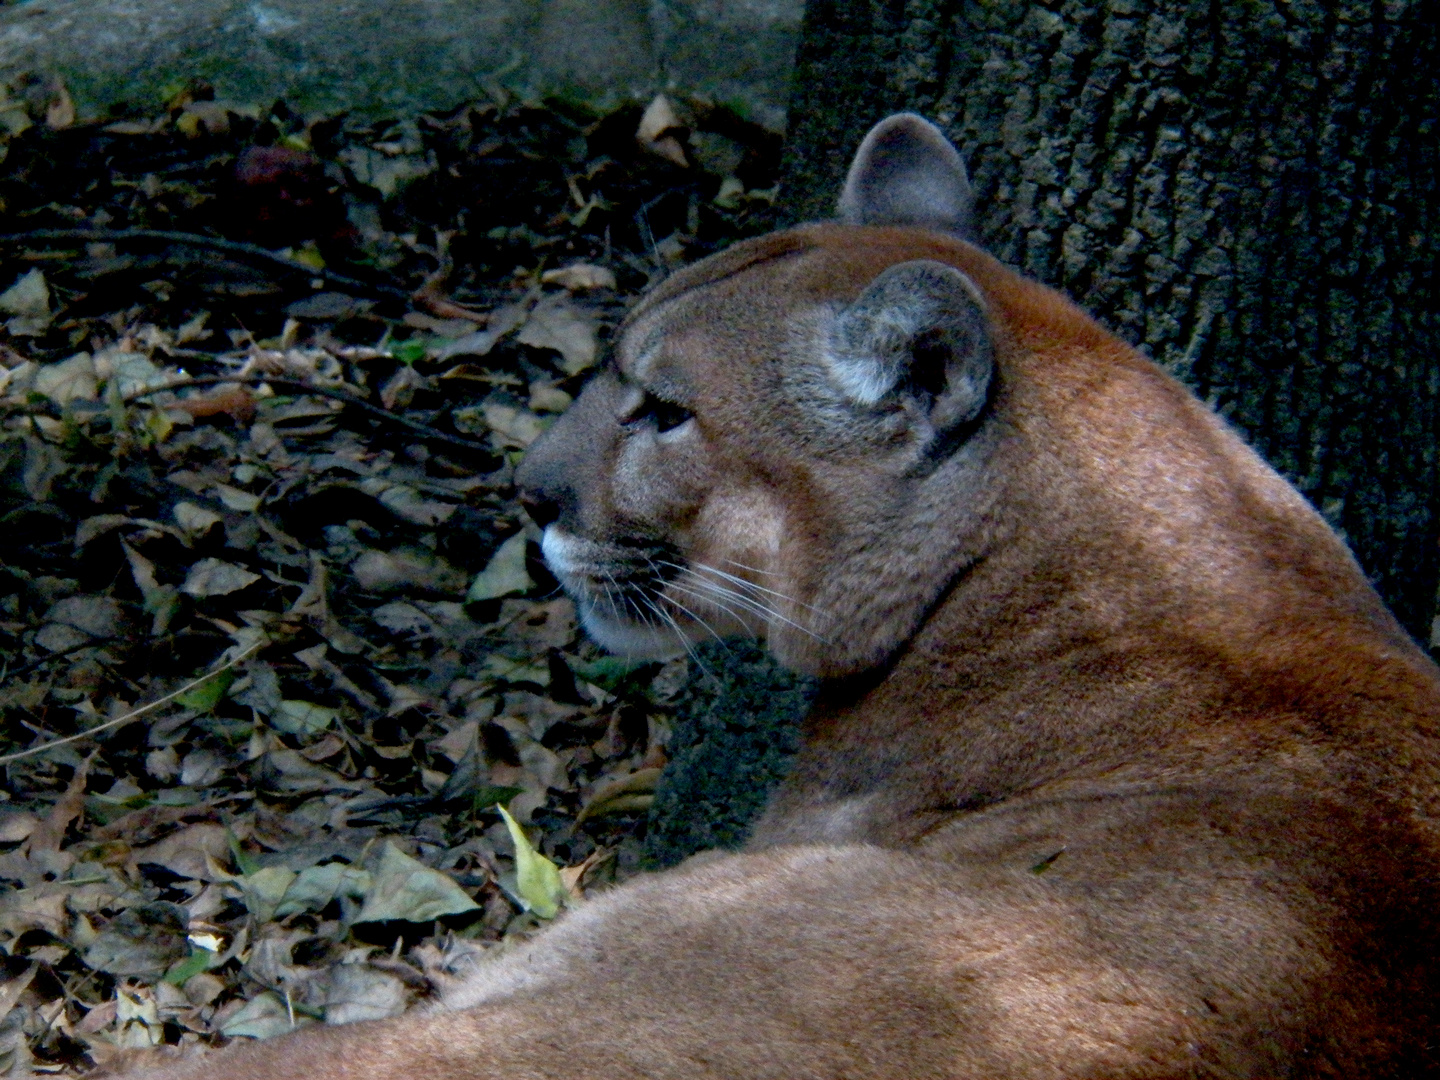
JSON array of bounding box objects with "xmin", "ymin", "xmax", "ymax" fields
[
  {"xmin": 351, "ymin": 547, "xmax": 469, "ymax": 594},
  {"xmin": 0, "ymin": 269, "xmax": 51, "ymax": 338},
  {"xmin": 465, "ymin": 532, "xmax": 534, "ymax": 602},
  {"xmin": 636, "ymin": 95, "xmax": 689, "ymax": 167},
  {"xmin": 219, "ymin": 991, "xmax": 306, "ymax": 1040},
  {"xmin": 540, "ymin": 264, "xmax": 617, "ymax": 291},
  {"xmin": 127, "ymin": 823, "xmax": 231, "ymax": 882},
  {"xmin": 480, "ymin": 401, "xmax": 548, "ymax": 449},
  {"xmin": 576, "ymin": 766, "xmax": 664, "ymax": 824},
  {"xmin": 354, "ymin": 842, "xmax": 480, "ymax": 924},
  {"xmin": 324, "ymin": 964, "xmax": 410, "ymax": 1025},
  {"xmin": 181, "ymin": 558, "xmax": 262, "ymax": 598},
  {"xmin": 515, "ymin": 293, "xmax": 598, "ymax": 376},
  {"xmin": 34, "ymin": 354, "xmax": 96, "ymax": 402},
  {"xmin": 173, "ymin": 502, "xmax": 223, "ymax": 536},
  {"xmin": 45, "ymin": 82, "xmax": 75, "ymax": 130}
]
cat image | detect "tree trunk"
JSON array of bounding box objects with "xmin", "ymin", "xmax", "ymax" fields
[{"xmin": 781, "ymin": 0, "xmax": 1440, "ymax": 645}]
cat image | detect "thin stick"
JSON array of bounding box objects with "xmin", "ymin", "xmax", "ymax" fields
[
  {"xmin": 0, "ymin": 635, "xmax": 118, "ymax": 684},
  {"xmin": 122, "ymin": 373, "xmax": 493, "ymax": 452},
  {"xmin": 0, "ymin": 228, "xmax": 412, "ymax": 301},
  {"xmin": 0, "ymin": 641, "xmax": 261, "ymax": 766}
]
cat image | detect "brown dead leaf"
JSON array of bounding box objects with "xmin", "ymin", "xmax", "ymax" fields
[
  {"xmin": 350, "ymin": 548, "xmax": 468, "ymax": 595},
  {"xmin": 515, "ymin": 294, "xmax": 597, "ymax": 376},
  {"xmin": 379, "ymin": 363, "xmax": 432, "ymax": 410},
  {"xmin": 576, "ymin": 766, "xmax": 663, "ymax": 824},
  {"xmin": 34, "ymin": 353, "xmax": 95, "ymax": 398},
  {"xmin": 169, "ymin": 384, "xmax": 256, "ymax": 422},
  {"xmin": 402, "ymin": 313, "xmax": 478, "ymax": 336},
  {"xmin": 26, "ymin": 752, "xmax": 93, "ymax": 853},
  {"xmin": 172, "ymin": 502, "xmax": 223, "ymax": 536},
  {"xmin": 432, "ymin": 302, "xmax": 528, "ymax": 361},
  {"xmin": 557, "ymin": 848, "xmax": 613, "ymax": 899},
  {"xmin": 528, "ymin": 382, "xmax": 574, "ymax": 414},
  {"xmin": 0, "ymin": 965, "xmax": 37, "ymax": 1051},
  {"xmin": 0, "ymin": 813, "xmax": 38, "ymax": 844},
  {"xmin": 323, "ymin": 964, "xmax": 411, "ymax": 1025},
  {"xmin": 506, "ymin": 598, "xmax": 578, "ymax": 651},
  {"xmin": 410, "ymin": 281, "xmax": 488, "ymax": 324},
  {"xmin": 91, "ymin": 801, "xmax": 220, "ymax": 844},
  {"xmin": 181, "ymin": 558, "xmax": 262, "ymax": 597},
  {"xmin": 480, "ymin": 402, "xmax": 547, "ymax": 450},
  {"xmin": 356, "ymin": 478, "xmax": 459, "ymax": 526},
  {"xmin": 540, "ymin": 264, "xmax": 617, "ymax": 291},
  {"xmin": 127, "ymin": 823, "xmax": 231, "ymax": 882}
]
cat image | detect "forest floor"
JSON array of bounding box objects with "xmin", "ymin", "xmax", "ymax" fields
[{"xmin": 0, "ymin": 79, "xmax": 786, "ymax": 1072}]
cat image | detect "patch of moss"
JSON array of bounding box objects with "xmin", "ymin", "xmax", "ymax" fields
[{"xmin": 644, "ymin": 639, "xmax": 815, "ymax": 867}]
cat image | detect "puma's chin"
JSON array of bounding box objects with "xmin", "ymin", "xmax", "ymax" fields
[{"xmin": 575, "ymin": 603, "xmax": 689, "ymax": 660}]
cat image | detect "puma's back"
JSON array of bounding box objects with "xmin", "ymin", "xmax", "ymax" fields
[{"xmin": 108, "ymin": 115, "xmax": 1440, "ymax": 1080}]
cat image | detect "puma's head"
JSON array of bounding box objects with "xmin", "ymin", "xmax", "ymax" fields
[{"xmin": 516, "ymin": 115, "xmax": 1015, "ymax": 677}]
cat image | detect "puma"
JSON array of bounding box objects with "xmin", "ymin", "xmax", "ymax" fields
[{"xmin": 112, "ymin": 114, "xmax": 1440, "ymax": 1078}]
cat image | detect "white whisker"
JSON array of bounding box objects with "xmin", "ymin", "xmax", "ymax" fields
[
  {"xmin": 666, "ymin": 580, "xmax": 763, "ymax": 636},
  {"xmin": 687, "ymin": 560, "xmax": 828, "ymax": 615},
  {"xmin": 638, "ymin": 592, "xmax": 713, "ymax": 676},
  {"xmin": 720, "ymin": 557, "xmax": 783, "ymax": 578},
  {"xmin": 670, "ymin": 571, "xmax": 826, "ymax": 643},
  {"xmin": 638, "ymin": 556, "xmax": 735, "ymax": 649},
  {"xmin": 654, "ymin": 559, "xmax": 824, "ymax": 640}
]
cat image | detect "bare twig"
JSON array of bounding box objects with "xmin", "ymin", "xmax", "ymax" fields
[
  {"xmin": 0, "ymin": 635, "xmax": 118, "ymax": 684},
  {"xmin": 0, "ymin": 228, "xmax": 412, "ymax": 301},
  {"xmin": 122, "ymin": 373, "xmax": 493, "ymax": 452},
  {"xmin": 0, "ymin": 641, "xmax": 262, "ymax": 766}
]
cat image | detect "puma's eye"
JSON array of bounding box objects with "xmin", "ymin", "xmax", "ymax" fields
[{"xmin": 626, "ymin": 391, "xmax": 694, "ymax": 434}]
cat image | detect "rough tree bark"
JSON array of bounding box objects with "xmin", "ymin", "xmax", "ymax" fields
[{"xmin": 781, "ymin": 0, "xmax": 1440, "ymax": 644}]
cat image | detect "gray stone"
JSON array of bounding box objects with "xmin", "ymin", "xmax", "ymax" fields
[{"xmin": 0, "ymin": 0, "xmax": 801, "ymax": 130}]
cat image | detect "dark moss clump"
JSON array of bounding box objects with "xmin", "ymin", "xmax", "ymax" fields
[{"xmin": 644, "ymin": 640, "xmax": 815, "ymax": 867}]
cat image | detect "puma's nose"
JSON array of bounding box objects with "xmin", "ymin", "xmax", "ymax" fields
[{"xmin": 519, "ymin": 489, "xmax": 561, "ymax": 529}]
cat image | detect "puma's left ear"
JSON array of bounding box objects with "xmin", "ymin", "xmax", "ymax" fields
[
  {"xmin": 838, "ymin": 114, "xmax": 974, "ymax": 239},
  {"xmin": 827, "ymin": 260, "xmax": 993, "ymax": 436}
]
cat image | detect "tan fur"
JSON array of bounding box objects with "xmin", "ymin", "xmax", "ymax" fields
[{"xmin": 107, "ymin": 128, "xmax": 1440, "ymax": 1080}]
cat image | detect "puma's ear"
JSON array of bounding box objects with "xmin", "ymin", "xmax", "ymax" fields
[
  {"xmin": 838, "ymin": 114, "xmax": 975, "ymax": 239},
  {"xmin": 827, "ymin": 260, "xmax": 993, "ymax": 435}
]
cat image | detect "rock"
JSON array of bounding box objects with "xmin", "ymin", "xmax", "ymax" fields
[{"xmin": 0, "ymin": 0, "xmax": 801, "ymax": 131}]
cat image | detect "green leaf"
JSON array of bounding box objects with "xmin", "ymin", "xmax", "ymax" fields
[
  {"xmin": 472, "ymin": 784, "xmax": 524, "ymax": 813},
  {"xmin": 465, "ymin": 532, "xmax": 535, "ymax": 603},
  {"xmin": 175, "ymin": 669, "xmax": 235, "ymax": 712},
  {"xmin": 391, "ymin": 338, "xmax": 428, "ymax": 365},
  {"xmin": 353, "ymin": 841, "xmax": 480, "ymax": 924},
  {"xmin": 496, "ymin": 803, "xmax": 566, "ymax": 919},
  {"xmin": 161, "ymin": 947, "xmax": 214, "ymax": 986},
  {"xmin": 83, "ymin": 791, "xmax": 151, "ymax": 823},
  {"xmin": 227, "ymin": 829, "xmax": 262, "ymax": 876},
  {"xmin": 565, "ymin": 655, "xmax": 652, "ymax": 693},
  {"xmin": 1029, "ymin": 848, "xmax": 1066, "ymax": 874}
]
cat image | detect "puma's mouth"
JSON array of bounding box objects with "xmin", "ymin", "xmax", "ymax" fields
[{"xmin": 538, "ymin": 527, "xmax": 762, "ymax": 658}]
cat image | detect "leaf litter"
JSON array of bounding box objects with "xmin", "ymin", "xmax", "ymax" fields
[{"xmin": 0, "ymin": 79, "xmax": 784, "ymax": 1074}]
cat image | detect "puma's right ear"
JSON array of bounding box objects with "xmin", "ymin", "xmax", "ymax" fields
[
  {"xmin": 838, "ymin": 114, "xmax": 975, "ymax": 239},
  {"xmin": 826, "ymin": 260, "xmax": 993, "ymax": 437}
]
